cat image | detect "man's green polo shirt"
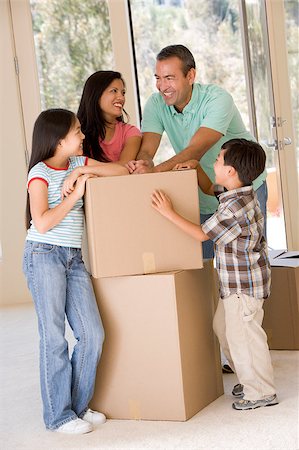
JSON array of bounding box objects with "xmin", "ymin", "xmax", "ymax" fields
[{"xmin": 141, "ymin": 83, "xmax": 266, "ymax": 215}]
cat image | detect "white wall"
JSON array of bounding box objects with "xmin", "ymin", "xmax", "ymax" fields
[{"xmin": 0, "ymin": 0, "xmax": 31, "ymax": 305}]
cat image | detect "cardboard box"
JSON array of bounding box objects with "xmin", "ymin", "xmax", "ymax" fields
[
  {"xmin": 85, "ymin": 170, "xmax": 202, "ymax": 278},
  {"xmin": 90, "ymin": 262, "xmax": 223, "ymax": 421},
  {"xmin": 263, "ymin": 250, "xmax": 299, "ymax": 350}
]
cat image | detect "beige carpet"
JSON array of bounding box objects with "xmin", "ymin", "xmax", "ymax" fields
[{"xmin": 0, "ymin": 303, "xmax": 298, "ymax": 450}]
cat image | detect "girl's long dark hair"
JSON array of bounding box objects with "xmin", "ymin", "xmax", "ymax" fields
[
  {"xmin": 25, "ymin": 108, "xmax": 76, "ymax": 229},
  {"xmin": 77, "ymin": 70, "xmax": 128, "ymax": 162}
]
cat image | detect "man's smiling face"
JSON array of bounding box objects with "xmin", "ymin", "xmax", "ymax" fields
[{"xmin": 154, "ymin": 57, "xmax": 195, "ymax": 112}]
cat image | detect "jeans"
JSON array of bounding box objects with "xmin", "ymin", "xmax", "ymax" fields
[
  {"xmin": 201, "ymin": 181, "xmax": 268, "ymax": 259},
  {"xmin": 23, "ymin": 241, "xmax": 104, "ymax": 430}
]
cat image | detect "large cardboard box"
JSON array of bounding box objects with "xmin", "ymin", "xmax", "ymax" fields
[
  {"xmin": 263, "ymin": 250, "xmax": 299, "ymax": 350},
  {"xmin": 91, "ymin": 262, "xmax": 223, "ymax": 421},
  {"xmin": 85, "ymin": 170, "xmax": 202, "ymax": 278}
]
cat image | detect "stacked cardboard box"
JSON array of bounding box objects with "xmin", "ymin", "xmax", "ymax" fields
[
  {"xmin": 84, "ymin": 170, "xmax": 203, "ymax": 278},
  {"xmin": 263, "ymin": 250, "xmax": 299, "ymax": 350},
  {"xmin": 84, "ymin": 170, "xmax": 223, "ymax": 421}
]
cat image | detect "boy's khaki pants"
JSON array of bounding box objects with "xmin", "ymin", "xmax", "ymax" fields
[{"xmin": 213, "ymin": 293, "xmax": 276, "ymax": 400}]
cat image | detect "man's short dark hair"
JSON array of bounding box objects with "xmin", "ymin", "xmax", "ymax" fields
[
  {"xmin": 156, "ymin": 45, "xmax": 196, "ymax": 76},
  {"xmin": 222, "ymin": 139, "xmax": 266, "ymax": 186}
]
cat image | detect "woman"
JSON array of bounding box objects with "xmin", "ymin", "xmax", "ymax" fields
[{"xmin": 77, "ymin": 70, "xmax": 142, "ymax": 164}]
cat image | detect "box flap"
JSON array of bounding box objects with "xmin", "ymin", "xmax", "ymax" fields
[{"xmin": 269, "ymin": 249, "xmax": 299, "ymax": 267}]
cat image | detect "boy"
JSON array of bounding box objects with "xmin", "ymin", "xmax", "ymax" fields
[{"xmin": 151, "ymin": 138, "xmax": 278, "ymax": 410}]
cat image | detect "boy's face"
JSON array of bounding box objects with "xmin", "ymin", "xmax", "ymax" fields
[{"xmin": 214, "ymin": 149, "xmax": 231, "ymax": 186}]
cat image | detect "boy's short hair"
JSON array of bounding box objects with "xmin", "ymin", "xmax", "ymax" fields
[{"xmin": 222, "ymin": 139, "xmax": 266, "ymax": 186}]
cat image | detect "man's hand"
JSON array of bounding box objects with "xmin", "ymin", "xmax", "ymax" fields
[
  {"xmin": 173, "ymin": 160, "xmax": 199, "ymax": 171},
  {"xmin": 126, "ymin": 159, "xmax": 154, "ymax": 174}
]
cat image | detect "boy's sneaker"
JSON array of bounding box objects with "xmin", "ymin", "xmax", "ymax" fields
[
  {"xmin": 222, "ymin": 364, "xmax": 234, "ymax": 374},
  {"xmin": 232, "ymin": 394, "xmax": 278, "ymax": 410},
  {"xmin": 56, "ymin": 418, "xmax": 93, "ymax": 434},
  {"xmin": 82, "ymin": 408, "xmax": 107, "ymax": 426},
  {"xmin": 232, "ymin": 383, "xmax": 244, "ymax": 398}
]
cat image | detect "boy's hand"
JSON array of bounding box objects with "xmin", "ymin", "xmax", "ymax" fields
[
  {"xmin": 173, "ymin": 160, "xmax": 198, "ymax": 171},
  {"xmin": 151, "ymin": 189, "xmax": 174, "ymax": 219}
]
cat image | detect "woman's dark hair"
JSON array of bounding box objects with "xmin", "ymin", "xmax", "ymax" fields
[
  {"xmin": 156, "ymin": 45, "xmax": 196, "ymax": 76},
  {"xmin": 222, "ymin": 138, "xmax": 266, "ymax": 186},
  {"xmin": 77, "ymin": 70, "xmax": 128, "ymax": 162},
  {"xmin": 26, "ymin": 108, "xmax": 76, "ymax": 229}
]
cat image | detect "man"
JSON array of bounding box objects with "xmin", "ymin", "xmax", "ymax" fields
[{"xmin": 127, "ymin": 44, "xmax": 267, "ymax": 259}]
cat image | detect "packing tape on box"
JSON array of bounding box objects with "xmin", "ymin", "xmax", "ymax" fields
[
  {"xmin": 128, "ymin": 399, "xmax": 141, "ymax": 420},
  {"xmin": 142, "ymin": 252, "xmax": 156, "ymax": 274}
]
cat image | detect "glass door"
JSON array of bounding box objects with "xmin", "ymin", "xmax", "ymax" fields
[{"xmin": 242, "ymin": 0, "xmax": 298, "ymax": 250}]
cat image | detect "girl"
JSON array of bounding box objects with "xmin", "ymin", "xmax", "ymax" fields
[
  {"xmin": 23, "ymin": 108, "xmax": 128, "ymax": 434},
  {"xmin": 77, "ymin": 70, "xmax": 142, "ymax": 164}
]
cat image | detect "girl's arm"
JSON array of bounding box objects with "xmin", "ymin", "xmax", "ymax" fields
[
  {"xmin": 30, "ymin": 174, "xmax": 92, "ymax": 234},
  {"xmin": 173, "ymin": 160, "xmax": 215, "ymax": 196},
  {"xmin": 151, "ymin": 189, "xmax": 209, "ymax": 242},
  {"xmin": 87, "ymin": 158, "xmax": 129, "ymax": 173},
  {"xmin": 62, "ymin": 159, "xmax": 128, "ymax": 197}
]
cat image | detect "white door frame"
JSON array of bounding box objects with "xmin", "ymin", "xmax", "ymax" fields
[{"xmin": 264, "ymin": 0, "xmax": 299, "ymax": 249}]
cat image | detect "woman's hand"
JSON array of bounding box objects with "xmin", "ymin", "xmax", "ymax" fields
[
  {"xmin": 173, "ymin": 160, "xmax": 198, "ymax": 171},
  {"xmin": 151, "ymin": 189, "xmax": 174, "ymax": 219}
]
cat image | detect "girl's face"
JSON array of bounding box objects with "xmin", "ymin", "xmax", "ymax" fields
[
  {"xmin": 99, "ymin": 78, "xmax": 126, "ymax": 122},
  {"xmin": 60, "ymin": 118, "xmax": 85, "ymax": 157}
]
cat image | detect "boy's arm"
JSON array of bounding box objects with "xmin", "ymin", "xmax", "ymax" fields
[
  {"xmin": 151, "ymin": 189, "xmax": 210, "ymax": 242},
  {"xmin": 196, "ymin": 163, "xmax": 215, "ymax": 196},
  {"xmin": 173, "ymin": 160, "xmax": 215, "ymax": 196}
]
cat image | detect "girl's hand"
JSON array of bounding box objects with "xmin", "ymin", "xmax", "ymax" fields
[
  {"xmin": 173, "ymin": 160, "xmax": 198, "ymax": 171},
  {"xmin": 151, "ymin": 189, "xmax": 174, "ymax": 219},
  {"xmin": 61, "ymin": 168, "xmax": 81, "ymax": 198},
  {"xmin": 72, "ymin": 174, "xmax": 96, "ymax": 199}
]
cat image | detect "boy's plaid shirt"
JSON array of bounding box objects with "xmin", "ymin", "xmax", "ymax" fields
[{"xmin": 202, "ymin": 186, "xmax": 271, "ymax": 299}]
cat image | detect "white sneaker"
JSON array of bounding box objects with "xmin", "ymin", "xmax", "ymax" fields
[
  {"xmin": 56, "ymin": 418, "xmax": 93, "ymax": 434},
  {"xmin": 82, "ymin": 408, "xmax": 107, "ymax": 425}
]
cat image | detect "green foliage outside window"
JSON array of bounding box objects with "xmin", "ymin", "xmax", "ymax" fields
[{"xmin": 30, "ymin": 0, "xmax": 113, "ymax": 112}]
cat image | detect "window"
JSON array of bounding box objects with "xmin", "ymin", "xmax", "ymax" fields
[
  {"xmin": 130, "ymin": 0, "xmax": 249, "ymax": 164},
  {"xmin": 30, "ymin": 0, "xmax": 114, "ymax": 112}
]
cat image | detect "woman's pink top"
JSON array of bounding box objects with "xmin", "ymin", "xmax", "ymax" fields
[{"xmin": 100, "ymin": 122, "xmax": 142, "ymax": 162}]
